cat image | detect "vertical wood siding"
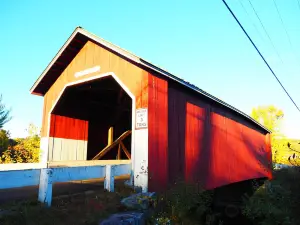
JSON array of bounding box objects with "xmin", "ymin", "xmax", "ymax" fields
[
  {"xmin": 168, "ymin": 84, "xmax": 271, "ymax": 190},
  {"xmin": 41, "ymin": 41, "xmax": 148, "ymax": 138},
  {"xmin": 168, "ymin": 87, "xmax": 186, "ymax": 184},
  {"xmin": 185, "ymin": 102, "xmax": 207, "ymax": 184},
  {"xmin": 148, "ymin": 74, "xmax": 168, "ymax": 191},
  {"xmin": 49, "ymin": 115, "xmax": 88, "ymax": 140},
  {"xmin": 265, "ymin": 133, "xmax": 272, "ymax": 179},
  {"xmin": 48, "ymin": 114, "xmax": 88, "ymax": 161}
]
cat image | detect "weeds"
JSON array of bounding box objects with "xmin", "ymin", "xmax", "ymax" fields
[
  {"xmin": 242, "ymin": 167, "xmax": 300, "ymax": 225},
  {"xmin": 0, "ymin": 184, "xmax": 134, "ymax": 225}
]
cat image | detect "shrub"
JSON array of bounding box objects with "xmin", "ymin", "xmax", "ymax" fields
[
  {"xmin": 242, "ymin": 167, "xmax": 300, "ymax": 225},
  {"xmin": 1, "ymin": 124, "xmax": 41, "ymax": 163},
  {"xmin": 149, "ymin": 180, "xmax": 214, "ymax": 224},
  {"xmin": 0, "ymin": 129, "xmax": 10, "ymax": 154}
]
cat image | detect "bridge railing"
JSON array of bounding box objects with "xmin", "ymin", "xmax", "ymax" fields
[{"xmin": 0, "ymin": 162, "xmax": 131, "ymax": 207}]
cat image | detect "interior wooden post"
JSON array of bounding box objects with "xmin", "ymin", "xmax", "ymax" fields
[
  {"xmin": 108, "ymin": 127, "xmax": 114, "ymax": 146},
  {"xmin": 117, "ymin": 144, "xmax": 121, "ymax": 160}
]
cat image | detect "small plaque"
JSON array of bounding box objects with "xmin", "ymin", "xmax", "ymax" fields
[{"xmin": 136, "ymin": 108, "xmax": 148, "ymax": 129}]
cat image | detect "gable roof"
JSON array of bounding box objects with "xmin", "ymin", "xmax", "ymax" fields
[{"xmin": 30, "ymin": 26, "xmax": 270, "ymax": 133}]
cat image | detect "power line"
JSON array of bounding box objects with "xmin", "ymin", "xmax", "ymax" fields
[
  {"xmin": 221, "ymin": 0, "xmax": 300, "ymax": 113},
  {"xmin": 297, "ymin": 0, "xmax": 300, "ymax": 11},
  {"xmin": 272, "ymin": 0, "xmax": 295, "ymax": 55},
  {"xmin": 246, "ymin": 0, "xmax": 285, "ymax": 65},
  {"xmin": 238, "ymin": 0, "xmax": 266, "ymax": 44}
]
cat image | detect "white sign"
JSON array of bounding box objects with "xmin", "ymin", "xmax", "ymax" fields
[
  {"xmin": 136, "ymin": 108, "xmax": 148, "ymax": 129},
  {"xmin": 74, "ymin": 66, "xmax": 101, "ymax": 78}
]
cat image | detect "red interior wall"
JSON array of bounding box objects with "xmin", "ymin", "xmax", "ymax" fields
[{"xmin": 49, "ymin": 114, "xmax": 88, "ymax": 140}]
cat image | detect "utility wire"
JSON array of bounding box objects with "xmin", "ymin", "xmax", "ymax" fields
[
  {"xmin": 221, "ymin": 0, "xmax": 300, "ymax": 113},
  {"xmin": 238, "ymin": 0, "xmax": 266, "ymax": 44},
  {"xmin": 246, "ymin": 0, "xmax": 285, "ymax": 65},
  {"xmin": 272, "ymin": 0, "xmax": 296, "ymax": 55}
]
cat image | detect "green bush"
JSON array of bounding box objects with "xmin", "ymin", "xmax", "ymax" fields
[
  {"xmin": 0, "ymin": 129, "xmax": 10, "ymax": 154},
  {"xmin": 149, "ymin": 180, "xmax": 214, "ymax": 224},
  {"xmin": 1, "ymin": 124, "xmax": 41, "ymax": 163},
  {"xmin": 242, "ymin": 167, "xmax": 300, "ymax": 225}
]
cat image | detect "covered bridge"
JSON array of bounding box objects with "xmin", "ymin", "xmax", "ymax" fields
[{"xmin": 30, "ymin": 27, "xmax": 272, "ymax": 192}]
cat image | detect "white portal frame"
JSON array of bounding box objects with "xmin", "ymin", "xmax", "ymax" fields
[{"xmin": 40, "ymin": 72, "xmax": 136, "ymax": 179}]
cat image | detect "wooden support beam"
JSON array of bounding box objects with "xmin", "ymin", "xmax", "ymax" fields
[
  {"xmin": 117, "ymin": 144, "xmax": 121, "ymax": 160},
  {"xmin": 48, "ymin": 160, "xmax": 131, "ymax": 168},
  {"xmin": 108, "ymin": 127, "xmax": 114, "ymax": 146},
  {"xmin": 120, "ymin": 141, "xmax": 131, "ymax": 159},
  {"xmin": 92, "ymin": 130, "xmax": 132, "ymax": 160}
]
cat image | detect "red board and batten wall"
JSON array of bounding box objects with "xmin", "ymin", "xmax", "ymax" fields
[
  {"xmin": 31, "ymin": 28, "xmax": 272, "ymax": 193},
  {"xmin": 148, "ymin": 77, "xmax": 272, "ymax": 192}
]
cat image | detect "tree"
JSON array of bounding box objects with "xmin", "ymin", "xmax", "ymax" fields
[
  {"xmin": 1, "ymin": 123, "xmax": 40, "ymax": 163},
  {"xmin": 0, "ymin": 129, "xmax": 10, "ymax": 154},
  {"xmin": 0, "ymin": 94, "xmax": 12, "ymax": 128},
  {"xmin": 250, "ymin": 105, "xmax": 288, "ymax": 164},
  {"xmin": 251, "ymin": 105, "xmax": 284, "ymax": 134}
]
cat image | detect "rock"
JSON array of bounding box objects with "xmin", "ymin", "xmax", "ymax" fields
[
  {"xmin": 120, "ymin": 192, "xmax": 157, "ymax": 210},
  {"xmin": 99, "ymin": 211, "xmax": 145, "ymax": 225}
]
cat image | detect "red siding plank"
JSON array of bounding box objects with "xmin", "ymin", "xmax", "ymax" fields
[
  {"xmin": 265, "ymin": 133, "xmax": 272, "ymax": 179},
  {"xmin": 148, "ymin": 74, "xmax": 168, "ymax": 192},
  {"xmin": 50, "ymin": 114, "xmax": 88, "ymax": 140},
  {"xmin": 185, "ymin": 102, "xmax": 206, "ymax": 184}
]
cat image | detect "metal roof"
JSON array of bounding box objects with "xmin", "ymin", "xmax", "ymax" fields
[{"xmin": 30, "ymin": 26, "xmax": 271, "ymax": 133}]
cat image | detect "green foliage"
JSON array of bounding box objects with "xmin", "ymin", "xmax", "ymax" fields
[
  {"xmin": 250, "ymin": 105, "xmax": 296, "ymax": 165},
  {"xmin": 251, "ymin": 105, "xmax": 284, "ymax": 133},
  {"xmin": 242, "ymin": 167, "xmax": 300, "ymax": 225},
  {"xmin": 148, "ymin": 181, "xmax": 214, "ymax": 224},
  {"xmin": 0, "ymin": 183, "xmax": 134, "ymax": 225},
  {"xmin": 1, "ymin": 123, "xmax": 41, "ymax": 163},
  {"xmin": 0, "ymin": 94, "xmax": 12, "ymax": 129},
  {"xmin": 0, "ymin": 129, "xmax": 10, "ymax": 154}
]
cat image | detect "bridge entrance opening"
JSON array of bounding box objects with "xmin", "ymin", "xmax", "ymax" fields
[{"xmin": 49, "ymin": 75, "xmax": 133, "ymax": 162}]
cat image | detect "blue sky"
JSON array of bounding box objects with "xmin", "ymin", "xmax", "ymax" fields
[{"xmin": 0, "ymin": 0, "xmax": 300, "ymax": 138}]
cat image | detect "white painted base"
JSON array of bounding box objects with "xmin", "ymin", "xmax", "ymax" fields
[
  {"xmin": 133, "ymin": 129, "xmax": 148, "ymax": 192},
  {"xmin": 48, "ymin": 137, "xmax": 87, "ymax": 161},
  {"xmin": 40, "ymin": 137, "xmax": 49, "ymax": 165}
]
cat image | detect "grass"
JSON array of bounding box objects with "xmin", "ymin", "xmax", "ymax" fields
[
  {"xmin": 0, "ymin": 179, "xmax": 213, "ymax": 225},
  {"xmin": 0, "ymin": 183, "xmax": 134, "ymax": 225}
]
